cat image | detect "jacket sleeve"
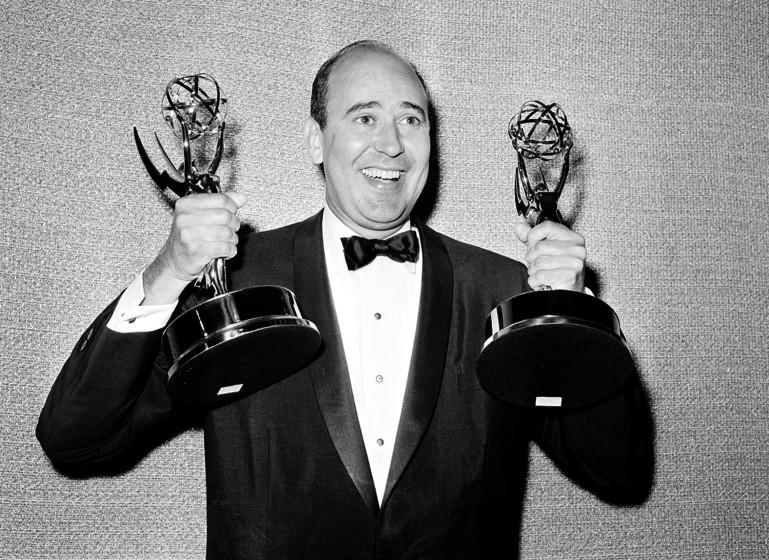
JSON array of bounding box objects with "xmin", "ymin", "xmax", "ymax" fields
[
  {"xmin": 36, "ymin": 297, "xmax": 194, "ymax": 473},
  {"xmin": 533, "ymin": 379, "xmax": 655, "ymax": 505}
]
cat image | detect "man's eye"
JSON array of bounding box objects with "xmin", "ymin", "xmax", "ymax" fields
[
  {"xmin": 355, "ymin": 115, "xmax": 374, "ymax": 125},
  {"xmin": 402, "ymin": 115, "xmax": 422, "ymax": 126}
]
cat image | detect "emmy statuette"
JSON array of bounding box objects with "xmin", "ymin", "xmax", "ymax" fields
[
  {"xmin": 134, "ymin": 74, "xmax": 321, "ymax": 405},
  {"xmin": 476, "ymin": 101, "xmax": 636, "ymax": 409}
]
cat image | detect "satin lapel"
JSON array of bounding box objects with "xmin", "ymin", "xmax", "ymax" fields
[
  {"xmin": 383, "ymin": 221, "xmax": 453, "ymax": 504},
  {"xmin": 292, "ymin": 212, "xmax": 379, "ymax": 514}
]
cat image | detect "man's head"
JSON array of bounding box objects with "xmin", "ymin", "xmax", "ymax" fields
[{"xmin": 305, "ymin": 41, "xmax": 431, "ymax": 238}]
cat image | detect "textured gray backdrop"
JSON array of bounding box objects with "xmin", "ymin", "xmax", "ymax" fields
[{"xmin": 2, "ymin": 0, "xmax": 767, "ymax": 558}]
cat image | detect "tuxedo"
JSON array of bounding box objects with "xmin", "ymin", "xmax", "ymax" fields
[{"xmin": 38, "ymin": 211, "xmax": 652, "ymax": 559}]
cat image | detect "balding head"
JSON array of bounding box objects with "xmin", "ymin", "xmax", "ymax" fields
[{"xmin": 311, "ymin": 40, "xmax": 427, "ymax": 129}]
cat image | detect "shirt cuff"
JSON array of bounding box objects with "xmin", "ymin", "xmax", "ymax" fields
[{"xmin": 106, "ymin": 272, "xmax": 178, "ymax": 333}]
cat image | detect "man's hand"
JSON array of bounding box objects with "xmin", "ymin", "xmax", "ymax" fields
[
  {"xmin": 143, "ymin": 192, "xmax": 248, "ymax": 305},
  {"xmin": 515, "ymin": 221, "xmax": 586, "ymax": 292}
]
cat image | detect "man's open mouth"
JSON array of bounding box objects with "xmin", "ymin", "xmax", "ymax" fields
[{"xmin": 361, "ymin": 167, "xmax": 403, "ymax": 182}]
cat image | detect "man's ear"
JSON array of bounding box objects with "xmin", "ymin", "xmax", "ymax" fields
[{"xmin": 303, "ymin": 116, "xmax": 324, "ymax": 165}]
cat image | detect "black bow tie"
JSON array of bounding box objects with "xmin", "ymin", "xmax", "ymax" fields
[{"xmin": 341, "ymin": 230, "xmax": 420, "ymax": 271}]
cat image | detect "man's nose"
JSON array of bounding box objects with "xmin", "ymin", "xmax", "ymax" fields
[{"xmin": 374, "ymin": 122, "xmax": 404, "ymax": 157}]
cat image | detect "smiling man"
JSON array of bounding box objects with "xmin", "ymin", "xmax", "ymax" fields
[
  {"xmin": 38, "ymin": 41, "xmax": 652, "ymax": 559},
  {"xmin": 305, "ymin": 44, "xmax": 431, "ymax": 238}
]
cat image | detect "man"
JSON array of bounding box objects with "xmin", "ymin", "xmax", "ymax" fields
[{"xmin": 38, "ymin": 41, "xmax": 652, "ymax": 559}]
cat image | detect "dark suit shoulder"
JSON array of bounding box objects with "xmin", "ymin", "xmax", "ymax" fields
[
  {"xmin": 436, "ymin": 230, "xmax": 523, "ymax": 270},
  {"xmin": 424, "ymin": 225, "xmax": 528, "ymax": 298},
  {"xmin": 227, "ymin": 212, "xmax": 321, "ymax": 290},
  {"xmin": 249, "ymin": 214, "xmax": 315, "ymax": 244}
]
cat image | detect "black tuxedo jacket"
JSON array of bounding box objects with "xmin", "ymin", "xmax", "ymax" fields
[{"xmin": 38, "ymin": 212, "xmax": 652, "ymax": 559}]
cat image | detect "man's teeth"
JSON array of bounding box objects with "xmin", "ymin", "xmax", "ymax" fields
[{"xmin": 362, "ymin": 168, "xmax": 402, "ymax": 181}]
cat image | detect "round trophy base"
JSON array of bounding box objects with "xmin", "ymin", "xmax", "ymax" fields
[
  {"xmin": 477, "ymin": 290, "xmax": 635, "ymax": 409},
  {"xmin": 164, "ymin": 286, "xmax": 322, "ymax": 405}
]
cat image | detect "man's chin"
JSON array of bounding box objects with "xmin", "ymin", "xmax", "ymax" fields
[{"xmin": 355, "ymin": 211, "xmax": 412, "ymax": 237}]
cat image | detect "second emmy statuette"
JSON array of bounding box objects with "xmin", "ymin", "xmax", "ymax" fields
[
  {"xmin": 476, "ymin": 101, "xmax": 635, "ymax": 409},
  {"xmin": 134, "ymin": 74, "xmax": 321, "ymax": 405}
]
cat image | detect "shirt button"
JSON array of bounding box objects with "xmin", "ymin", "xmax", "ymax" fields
[
  {"xmin": 374, "ymin": 312, "xmax": 382, "ymax": 320},
  {"xmin": 375, "ymin": 375, "xmax": 384, "ymax": 383},
  {"xmin": 376, "ymin": 438, "xmax": 384, "ymax": 446}
]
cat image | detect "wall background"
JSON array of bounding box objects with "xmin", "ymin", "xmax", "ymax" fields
[{"xmin": 2, "ymin": 0, "xmax": 767, "ymax": 558}]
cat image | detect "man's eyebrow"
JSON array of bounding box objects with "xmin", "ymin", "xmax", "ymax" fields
[
  {"xmin": 343, "ymin": 100, "xmax": 427, "ymax": 120},
  {"xmin": 401, "ymin": 101, "xmax": 427, "ymax": 120},
  {"xmin": 344, "ymin": 101, "xmax": 380, "ymax": 116}
]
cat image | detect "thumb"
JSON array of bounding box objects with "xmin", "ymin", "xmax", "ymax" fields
[
  {"xmin": 225, "ymin": 191, "xmax": 249, "ymax": 209},
  {"xmin": 514, "ymin": 222, "xmax": 531, "ymax": 244}
]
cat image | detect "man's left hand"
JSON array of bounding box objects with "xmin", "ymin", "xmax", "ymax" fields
[{"xmin": 515, "ymin": 221, "xmax": 586, "ymax": 292}]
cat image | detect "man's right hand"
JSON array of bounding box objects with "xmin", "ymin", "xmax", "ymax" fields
[{"xmin": 142, "ymin": 192, "xmax": 248, "ymax": 305}]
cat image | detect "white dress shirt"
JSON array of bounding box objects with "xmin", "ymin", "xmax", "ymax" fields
[
  {"xmin": 106, "ymin": 269, "xmax": 176, "ymax": 332},
  {"xmin": 107, "ymin": 209, "xmax": 423, "ymax": 503},
  {"xmin": 322, "ymin": 209, "xmax": 422, "ymax": 503}
]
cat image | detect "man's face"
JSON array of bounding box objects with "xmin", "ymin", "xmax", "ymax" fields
[{"xmin": 305, "ymin": 49, "xmax": 431, "ymax": 238}]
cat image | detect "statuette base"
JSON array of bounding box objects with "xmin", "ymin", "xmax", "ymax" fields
[
  {"xmin": 477, "ymin": 290, "xmax": 636, "ymax": 409},
  {"xmin": 165, "ymin": 286, "xmax": 321, "ymax": 405}
]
